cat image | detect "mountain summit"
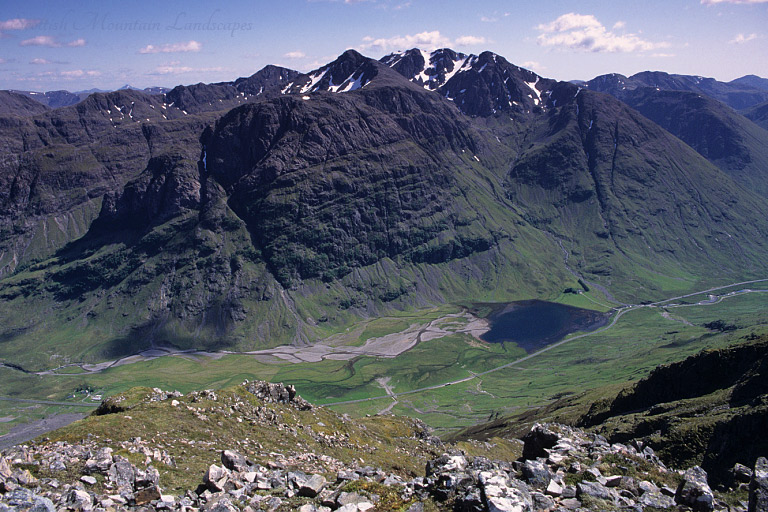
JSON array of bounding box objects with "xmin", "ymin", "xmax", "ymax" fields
[{"xmin": 382, "ymin": 48, "xmax": 557, "ymax": 116}]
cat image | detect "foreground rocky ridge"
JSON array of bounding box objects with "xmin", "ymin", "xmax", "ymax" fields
[
  {"xmin": 450, "ymin": 335, "xmax": 768, "ymax": 496},
  {"xmin": 1, "ymin": 381, "xmax": 766, "ymax": 511}
]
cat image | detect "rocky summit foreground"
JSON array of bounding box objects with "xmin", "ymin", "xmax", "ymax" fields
[{"xmin": 0, "ymin": 382, "xmax": 766, "ymax": 511}]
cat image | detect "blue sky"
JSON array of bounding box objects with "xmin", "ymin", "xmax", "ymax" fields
[{"xmin": 0, "ymin": 0, "xmax": 766, "ymax": 91}]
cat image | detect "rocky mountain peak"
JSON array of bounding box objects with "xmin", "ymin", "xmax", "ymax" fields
[
  {"xmin": 233, "ymin": 65, "xmax": 302, "ymax": 97},
  {"xmin": 381, "ymin": 47, "xmax": 470, "ymax": 90},
  {"xmin": 381, "ymin": 47, "xmax": 557, "ymax": 116},
  {"xmin": 286, "ymin": 49, "xmax": 397, "ymax": 95}
]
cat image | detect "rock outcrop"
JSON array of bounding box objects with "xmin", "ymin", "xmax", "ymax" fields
[{"xmin": 1, "ymin": 410, "xmax": 756, "ymax": 511}]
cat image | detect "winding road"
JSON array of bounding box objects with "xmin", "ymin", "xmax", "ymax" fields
[
  {"xmin": 0, "ymin": 397, "xmax": 99, "ymax": 407},
  {"xmin": 318, "ymin": 280, "xmax": 768, "ymax": 407},
  {"xmin": 2, "ymin": 278, "xmax": 766, "ymax": 410}
]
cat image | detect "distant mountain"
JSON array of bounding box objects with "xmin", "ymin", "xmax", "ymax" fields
[
  {"xmin": 585, "ymin": 71, "xmax": 768, "ymax": 110},
  {"xmin": 75, "ymin": 88, "xmax": 111, "ymax": 95},
  {"xmin": 743, "ymin": 100, "xmax": 768, "ymax": 131},
  {"xmin": 731, "ymin": 74, "xmax": 768, "ymax": 92},
  {"xmin": 6, "ymin": 86, "xmax": 172, "ymax": 111},
  {"xmin": 119, "ymin": 84, "xmax": 171, "ymax": 95},
  {"xmin": 232, "ymin": 64, "xmax": 300, "ymax": 97},
  {"xmin": 0, "ymin": 90, "xmax": 50, "ymax": 116},
  {"xmin": 9, "ymin": 89, "xmax": 83, "ymax": 109}
]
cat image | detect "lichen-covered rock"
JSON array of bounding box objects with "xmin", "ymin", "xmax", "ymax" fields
[
  {"xmin": 675, "ymin": 466, "xmax": 715, "ymax": 512},
  {"xmin": 521, "ymin": 424, "xmax": 560, "ymax": 460},
  {"xmin": 520, "ymin": 460, "xmax": 552, "ymax": 488},
  {"xmin": 221, "ymin": 449, "xmax": 249, "ymax": 472},
  {"xmin": 750, "ymin": 457, "xmax": 768, "ymax": 512},
  {"xmin": 576, "ymin": 480, "xmax": 613, "ymax": 501},
  {"xmin": 478, "ymin": 470, "xmax": 532, "ymax": 512},
  {"xmin": 243, "ymin": 380, "xmax": 313, "ymax": 410}
]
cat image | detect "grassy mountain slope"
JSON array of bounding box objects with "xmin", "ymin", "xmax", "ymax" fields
[{"xmin": 504, "ymin": 85, "xmax": 768, "ymax": 299}]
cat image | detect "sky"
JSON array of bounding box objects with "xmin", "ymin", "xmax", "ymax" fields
[{"xmin": 0, "ymin": 0, "xmax": 766, "ymax": 92}]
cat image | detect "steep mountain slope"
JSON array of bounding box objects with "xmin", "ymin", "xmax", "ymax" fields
[
  {"xmin": 579, "ymin": 338, "xmax": 768, "ymax": 485},
  {"xmin": 0, "ymin": 88, "xmax": 226, "ymax": 278},
  {"xmin": 743, "ymin": 100, "xmax": 768, "ymax": 131},
  {"xmin": 594, "ymin": 87, "xmax": 768, "ymax": 197},
  {"xmin": 504, "ymin": 83, "xmax": 768, "ymax": 295},
  {"xmin": 450, "ymin": 336, "xmax": 768, "ymax": 487},
  {"xmin": 0, "ymin": 62, "xmax": 571, "ymax": 366}
]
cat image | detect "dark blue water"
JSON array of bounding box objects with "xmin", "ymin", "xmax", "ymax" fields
[{"xmin": 478, "ymin": 300, "xmax": 609, "ymax": 353}]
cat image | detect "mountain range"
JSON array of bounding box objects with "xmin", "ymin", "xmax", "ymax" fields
[{"xmin": 1, "ymin": 48, "xmax": 768, "ymax": 366}]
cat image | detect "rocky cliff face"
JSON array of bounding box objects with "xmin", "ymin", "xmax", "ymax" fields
[{"xmin": 578, "ymin": 338, "xmax": 768, "ymax": 487}]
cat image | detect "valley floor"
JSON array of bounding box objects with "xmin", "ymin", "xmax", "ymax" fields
[{"xmin": 0, "ymin": 280, "xmax": 767, "ymax": 438}]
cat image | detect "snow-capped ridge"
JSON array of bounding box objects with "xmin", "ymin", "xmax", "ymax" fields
[{"xmin": 380, "ymin": 47, "xmax": 557, "ymax": 116}]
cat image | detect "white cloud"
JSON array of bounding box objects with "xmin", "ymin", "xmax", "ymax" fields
[
  {"xmin": 480, "ymin": 15, "xmax": 498, "ymax": 23},
  {"xmin": 536, "ymin": 13, "xmax": 669, "ymax": 53},
  {"xmin": 148, "ymin": 63, "xmax": 225, "ymax": 75},
  {"xmin": 522, "ymin": 61, "xmax": 545, "ymax": 72},
  {"xmin": 139, "ymin": 40, "xmax": 202, "ymax": 54},
  {"xmin": 613, "ymin": 21, "xmax": 626, "ymax": 29},
  {"xmin": 651, "ymin": 53, "xmax": 676, "ymax": 57},
  {"xmin": 30, "ymin": 58, "xmax": 51, "ymax": 65},
  {"xmin": 35, "ymin": 69, "xmax": 101, "ymax": 80},
  {"xmin": 20, "ymin": 35, "xmax": 58, "ymax": 47},
  {"xmin": 0, "ymin": 58, "xmax": 6, "ymax": 64},
  {"xmin": 729, "ymin": 33, "xmax": 760, "ymax": 43},
  {"xmin": 359, "ymin": 30, "xmax": 487, "ymax": 53},
  {"xmin": 702, "ymin": 0, "xmax": 768, "ymax": 4},
  {"xmin": 455, "ymin": 35, "xmax": 487, "ymax": 46},
  {"xmin": 0, "ymin": 18, "xmax": 39, "ymax": 30},
  {"xmin": 284, "ymin": 51, "xmax": 306, "ymax": 59},
  {"xmin": 360, "ymin": 30, "xmax": 451, "ymax": 52},
  {"xmin": 60, "ymin": 70, "xmax": 101, "ymax": 78},
  {"xmin": 19, "ymin": 35, "xmax": 86, "ymax": 48}
]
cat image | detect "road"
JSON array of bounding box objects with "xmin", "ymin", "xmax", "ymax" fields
[
  {"xmin": 319, "ymin": 281, "xmax": 768, "ymax": 407},
  {"xmin": 0, "ymin": 396, "xmax": 100, "ymax": 407}
]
